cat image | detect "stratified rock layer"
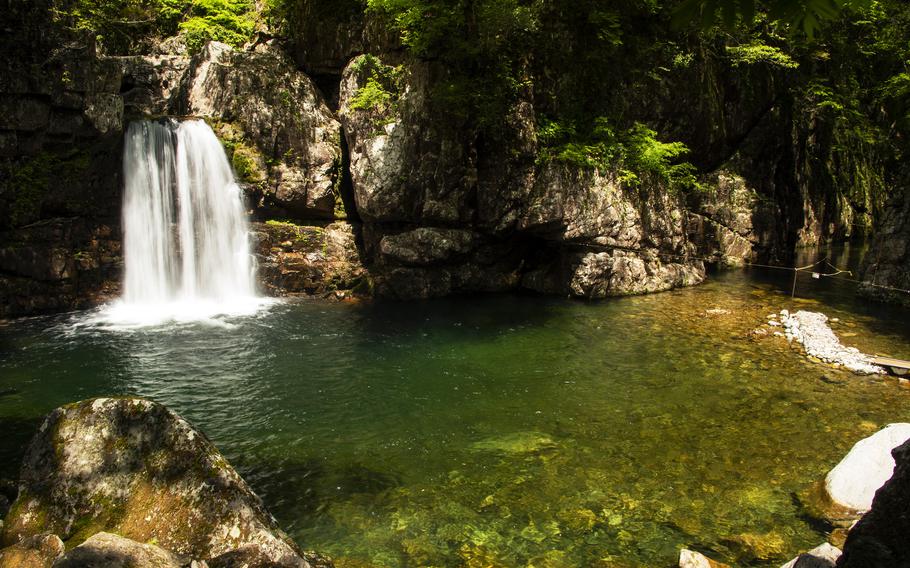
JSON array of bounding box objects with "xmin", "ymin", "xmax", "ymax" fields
[{"xmin": 0, "ymin": 398, "xmax": 311, "ymax": 567}]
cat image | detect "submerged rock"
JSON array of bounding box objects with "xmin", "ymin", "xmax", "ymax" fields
[
  {"xmin": 678, "ymin": 548, "xmax": 729, "ymax": 568},
  {"xmin": 825, "ymin": 423, "xmax": 910, "ymax": 512},
  {"xmin": 724, "ymin": 530, "xmax": 787, "ymax": 562},
  {"xmin": 54, "ymin": 532, "xmax": 182, "ymax": 567},
  {"xmin": 0, "ymin": 533, "xmax": 63, "ymax": 568},
  {"xmin": 837, "ymin": 439, "xmax": 910, "ymax": 567},
  {"xmin": 780, "ymin": 543, "xmax": 841, "ymax": 568},
  {"xmin": 0, "ymin": 398, "xmax": 315, "ymax": 567},
  {"xmin": 470, "ymin": 432, "xmax": 556, "ymax": 455}
]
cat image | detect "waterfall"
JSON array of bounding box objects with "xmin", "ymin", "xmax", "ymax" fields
[{"xmin": 103, "ymin": 119, "xmax": 263, "ymax": 326}]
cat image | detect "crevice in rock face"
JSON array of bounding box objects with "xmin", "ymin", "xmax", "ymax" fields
[
  {"xmin": 337, "ymin": 130, "xmax": 359, "ymax": 223},
  {"xmin": 337, "ymin": 127, "xmax": 369, "ymax": 266},
  {"xmin": 311, "ymin": 72, "xmax": 343, "ymax": 112}
]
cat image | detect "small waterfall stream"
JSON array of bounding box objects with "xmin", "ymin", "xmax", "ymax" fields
[{"xmin": 101, "ymin": 119, "xmax": 264, "ymax": 326}]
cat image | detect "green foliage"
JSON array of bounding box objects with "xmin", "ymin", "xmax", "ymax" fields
[
  {"xmin": 623, "ymin": 123, "xmax": 700, "ymax": 190},
  {"xmin": 364, "ymin": 0, "xmax": 539, "ymax": 125},
  {"xmin": 673, "ymin": 0, "xmax": 874, "ymax": 37},
  {"xmin": 726, "ymin": 42, "xmax": 799, "ymax": 69},
  {"xmin": 178, "ymin": 0, "xmax": 257, "ymax": 53},
  {"xmin": 350, "ymin": 78, "xmax": 394, "ymax": 112},
  {"xmin": 52, "ymin": 0, "xmax": 259, "ymax": 54},
  {"xmin": 349, "ymin": 55, "xmax": 403, "ymax": 126},
  {"xmin": 538, "ymin": 118, "xmax": 701, "ymax": 193}
]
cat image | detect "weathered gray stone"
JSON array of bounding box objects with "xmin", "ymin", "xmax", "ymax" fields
[
  {"xmin": 688, "ymin": 170, "xmax": 759, "ymax": 267},
  {"xmin": 254, "ymin": 220, "xmax": 367, "ymax": 297},
  {"xmin": 115, "ymin": 55, "xmax": 190, "ymax": 116},
  {"xmin": 861, "ymin": 183, "xmax": 910, "ymax": 307},
  {"xmin": 0, "ymin": 533, "xmax": 63, "ymax": 568},
  {"xmin": 339, "ymin": 56, "xmax": 705, "ymax": 299},
  {"xmin": 781, "ymin": 543, "xmax": 841, "ymax": 568},
  {"xmin": 53, "ymin": 532, "xmax": 183, "ymax": 568},
  {"xmin": 339, "ymin": 56, "xmax": 472, "ymax": 225},
  {"xmin": 0, "ymin": 398, "xmax": 311, "ymax": 567},
  {"xmin": 209, "ymin": 543, "xmax": 295, "ymax": 568},
  {"xmin": 177, "ymin": 42, "xmax": 342, "ymax": 219},
  {"xmin": 0, "ymin": 219, "xmax": 121, "ymax": 318},
  {"xmin": 679, "ymin": 548, "xmax": 729, "ymax": 568},
  {"xmin": 0, "ymin": 98, "xmax": 50, "ymax": 131},
  {"xmin": 83, "ymin": 93, "xmax": 123, "ymax": 134},
  {"xmin": 379, "ymin": 228, "xmax": 476, "ymax": 265}
]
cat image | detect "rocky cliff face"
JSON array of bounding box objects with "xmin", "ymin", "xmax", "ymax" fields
[
  {"xmin": 0, "ymin": 1, "xmax": 125, "ymax": 317},
  {"xmin": 2, "ymin": 0, "xmax": 904, "ymax": 317},
  {"xmin": 0, "ymin": 10, "xmax": 364, "ymax": 317},
  {"xmin": 337, "ymin": 55, "xmax": 705, "ymax": 299},
  {"xmin": 860, "ymin": 182, "xmax": 910, "ymax": 307}
]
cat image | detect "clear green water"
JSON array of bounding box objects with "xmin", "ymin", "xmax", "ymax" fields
[{"xmin": 2, "ymin": 249, "xmax": 909, "ymax": 567}]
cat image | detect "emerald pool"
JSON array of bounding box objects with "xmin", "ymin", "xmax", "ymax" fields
[{"xmin": 2, "ymin": 256, "xmax": 909, "ymax": 567}]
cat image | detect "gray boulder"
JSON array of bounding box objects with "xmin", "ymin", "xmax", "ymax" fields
[
  {"xmin": 53, "ymin": 532, "xmax": 183, "ymax": 567},
  {"xmin": 0, "ymin": 398, "xmax": 312, "ymax": 567},
  {"xmin": 781, "ymin": 543, "xmax": 841, "ymax": 568},
  {"xmin": 0, "ymin": 533, "xmax": 64, "ymax": 568}
]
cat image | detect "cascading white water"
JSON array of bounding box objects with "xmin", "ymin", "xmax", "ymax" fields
[
  {"xmin": 100, "ymin": 119, "xmax": 264, "ymax": 327},
  {"xmin": 172, "ymin": 120, "xmax": 255, "ymax": 300},
  {"xmin": 121, "ymin": 120, "xmax": 178, "ymax": 303}
]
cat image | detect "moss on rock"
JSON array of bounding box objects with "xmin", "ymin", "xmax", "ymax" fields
[{"xmin": 0, "ymin": 398, "xmax": 313, "ymax": 567}]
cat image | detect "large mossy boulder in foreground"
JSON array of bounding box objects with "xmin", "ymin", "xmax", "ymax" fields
[
  {"xmin": 837, "ymin": 439, "xmax": 910, "ymax": 567},
  {"xmin": 0, "ymin": 398, "xmax": 314, "ymax": 567}
]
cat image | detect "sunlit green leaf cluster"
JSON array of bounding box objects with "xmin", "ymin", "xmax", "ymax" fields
[
  {"xmin": 53, "ymin": 0, "xmax": 259, "ymax": 54},
  {"xmin": 537, "ymin": 119, "xmax": 701, "ymax": 192}
]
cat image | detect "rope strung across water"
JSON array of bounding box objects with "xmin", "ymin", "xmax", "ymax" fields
[{"xmin": 566, "ymin": 241, "xmax": 910, "ymax": 296}]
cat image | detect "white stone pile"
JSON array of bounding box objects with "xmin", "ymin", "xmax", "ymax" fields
[{"xmin": 774, "ymin": 310, "xmax": 884, "ymax": 374}]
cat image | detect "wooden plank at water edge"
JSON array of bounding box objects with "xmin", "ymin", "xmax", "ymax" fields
[{"xmin": 869, "ymin": 356, "xmax": 910, "ymax": 376}]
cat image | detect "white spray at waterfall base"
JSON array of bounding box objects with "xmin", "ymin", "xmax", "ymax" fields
[
  {"xmin": 93, "ymin": 119, "xmax": 271, "ymax": 328},
  {"xmin": 778, "ymin": 310, "xmax": 884, "ymax": 374}
]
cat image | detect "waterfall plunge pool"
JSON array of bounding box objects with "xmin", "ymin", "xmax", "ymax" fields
[{"xmin": 2, "ymin": 262, "xmax": 909, "ymax": 567}]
